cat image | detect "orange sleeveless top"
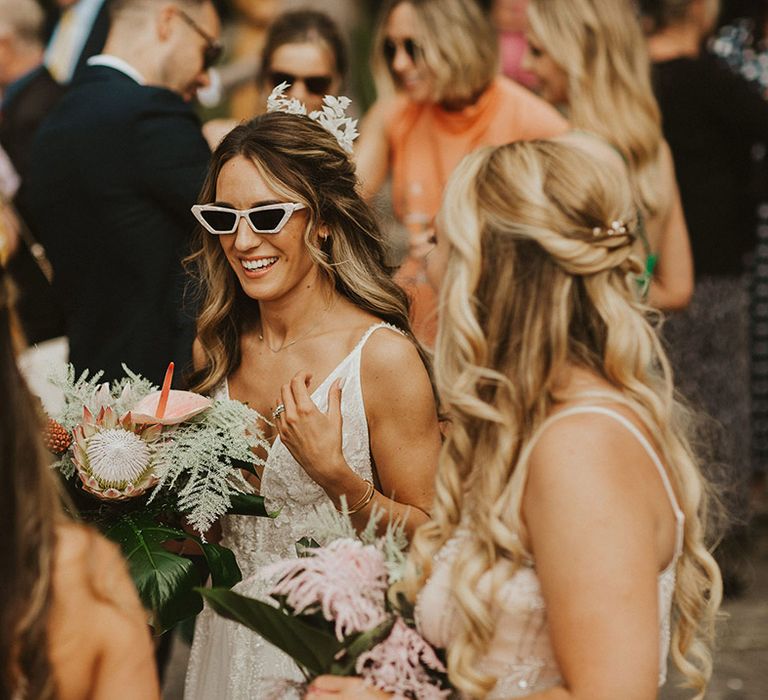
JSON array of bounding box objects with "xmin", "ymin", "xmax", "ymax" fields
[
  {"xmin": 386, "ymin": 77, "xmax": 568, "ymax": 345},
  {"xmin": 388, "ymin": 76, "xmax": 568, "ymax": 221}
]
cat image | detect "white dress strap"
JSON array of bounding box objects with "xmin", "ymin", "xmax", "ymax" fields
[
  {"xmin": 355, "ymin": 321, "xmax": 405, "ymax": 349},
  {"xmin": 534, "ymin": 405, "xmax": 685, "ymax": 558}
]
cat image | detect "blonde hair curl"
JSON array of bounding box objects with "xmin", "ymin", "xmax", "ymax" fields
[
  {"xmin": 406, "ymin": 140, "xmax": 721, "ymax": 698},
  {"xmin": 527, "ymin": 0, "xmax": 664, "ymax": 215}
]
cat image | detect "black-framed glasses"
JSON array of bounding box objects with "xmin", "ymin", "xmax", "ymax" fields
[
  {"xmin": 192, "ymin": 203, "xmax": 306, "ymax": 235},
  {"xmin": 177, "ymin": 8, "xmax": 223, "ymax": 71},
  {"xmin": 383, "ymin": 37, "xmax": 422, "ymax": 65},
  {"xmin": 267, "ymin": 71, "xmax": 334, "ymax": 96}
]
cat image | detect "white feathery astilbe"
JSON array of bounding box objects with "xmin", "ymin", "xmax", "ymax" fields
[
  {"xmin": 49, "ymin": 363, "xmax": 156, "ymax": 429},
  {"xmin": 149, "ymin": 398, "xmax": 269, "ymax": 533},
  {"xmin": 50, "ymin": 365, "xmax": 106, "ymax": 429},
  {"xmin": 303, "ymin": 502, "xmax": 359, "ymax": 545}
]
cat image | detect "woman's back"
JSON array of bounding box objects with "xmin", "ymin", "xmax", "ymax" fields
[
  {"xmin": 416, "ymin": 383, "xmax": 685, "ymax": 698},
  {"xmin": 49, "ymin": 524, "xmax": 159, "ymax": 700}
]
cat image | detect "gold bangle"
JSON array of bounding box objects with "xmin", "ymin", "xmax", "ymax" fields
[{"xmin": 338, "ymin": 479, "xmax": 375, "ymax": 515}]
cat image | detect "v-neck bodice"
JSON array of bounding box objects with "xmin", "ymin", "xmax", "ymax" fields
[
  {"xmin": 185, "ymin": 323, "xmax": 403, "ymax": 700},
  {"xmin": 214, "ymin": 322, "xmax": 401, "ymax": 577}
]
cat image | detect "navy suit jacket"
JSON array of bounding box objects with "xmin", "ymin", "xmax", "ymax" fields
[{"xmin": 23, "ymin": 65, "xmax": 211, "ymax": 385}]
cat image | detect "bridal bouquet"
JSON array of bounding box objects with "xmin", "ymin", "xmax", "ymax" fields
[
  {"xmin": 200, "ymin": 506, "xmax": 451, "ymax": 699},
  {"xmin": 44, "ymin": 362, "xmax": 271, "ymax": 633}
]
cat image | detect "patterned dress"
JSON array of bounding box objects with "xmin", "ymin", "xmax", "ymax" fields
[{"xmin": 185, "ymin": 323, "xmax": 399, "ymax": 699}]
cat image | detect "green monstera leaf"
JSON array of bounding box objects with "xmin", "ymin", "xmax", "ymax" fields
[
  {"xmin": 105, "ymin": 514, "xmax": 242, "ymax": 634},
  {"xmin": 199, "ymin": 587, "xmax": 344, "ymax": 679},
  {"xmin": 227, "ymin": 493, "xmax": 273, "ymax": 518},
  {"xmin": 198, "ymin": 588, "xmax": 397, "ymax": 681}
]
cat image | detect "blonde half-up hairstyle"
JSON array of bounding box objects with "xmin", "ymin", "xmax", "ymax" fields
[
  {"xmin": 187, "ymin": 111, "xmax": 434, "ymax": 395},
  {"xmin": 407, "ymin": 140, "xmax": 721, "ymax": 698},
  {"xmin": 527, "ymin": 0, "xmax": 664, "ymax": 215},
  {"xmin": 372, "ymin": 0, "xmax": 498, "ymax": 105}
]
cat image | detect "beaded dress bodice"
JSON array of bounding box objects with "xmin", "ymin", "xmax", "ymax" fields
[
  {"xmin": 415, "ymin": 406, "xmax": 685, "ymax": 698},
  {"xmin": 217, "ymin": 324, "xmax": 393, "ymax": 580},
  {"xmin": 185, "ymin": 323, "xmax": 398, "ymax": 700}
]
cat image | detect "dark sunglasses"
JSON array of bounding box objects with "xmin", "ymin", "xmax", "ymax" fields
[
  {"xmin": 268, "ymin": 71, "xmax": 334, "ymax": 96},
  {"xmin": 177, "ymin": 9, "xmax": 223, "ymax": 71},
  {"xmin": 192, "ymin": 203, "xmax": 306, "ymax": 235},
  {"xmin": 383, "ymin": 37, "xmax": 422, "ymax": 65}
]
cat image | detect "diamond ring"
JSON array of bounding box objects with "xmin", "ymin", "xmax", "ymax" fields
[{"xmin": 272, "ymin": 403, "xmax": 286, "ymax": 420}]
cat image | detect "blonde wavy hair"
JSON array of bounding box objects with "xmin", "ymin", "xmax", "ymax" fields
[
  {"xmin": 527, "ymin": 0, "xmax": 664, "ymax": 215},
  {"xmin": 187, "ymin": 112, "xmax": 434, "ymax": 395},
  {"xmin": 406, "ymin": 140, "xmax": 722, "ymax": 698},
  {"xmin": 371, "ymin": 0, "xmax": 498, "ymax": 106}
]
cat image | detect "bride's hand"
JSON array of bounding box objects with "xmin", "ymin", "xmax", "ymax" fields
[
  {"xmin": 275, "ymin": 371, "xmax": 347, "ymax": 490},
  {"xmin": 305, "ymin": 676, "xmax": 392, "ymax": 698}
]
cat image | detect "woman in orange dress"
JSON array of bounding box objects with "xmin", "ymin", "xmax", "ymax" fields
[{"xmin": 356, "ymin": 0, "xmax": 568, "ymax": 345}]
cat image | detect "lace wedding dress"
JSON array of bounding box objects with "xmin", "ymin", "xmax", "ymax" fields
[
  {"xmin": 185, "ymin": 323, "xmax": 398, "ymax": 699},
  {"xmin": 415, "ymin": 404, "xmax": 685, "ymax": 698}
]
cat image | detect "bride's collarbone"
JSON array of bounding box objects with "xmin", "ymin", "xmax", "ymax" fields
[{"xmin": 229, "ymin": 326, "xmax": 371, "ymax": 416}]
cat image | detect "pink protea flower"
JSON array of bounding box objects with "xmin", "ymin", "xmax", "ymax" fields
[
  {"xmin": 356, "ymin": 618, "xmax": 449, "ymax": 700},
  {"xmin": 72, "ymin": 406, "xmax": 163, "ymax": 500},
  {"xmin": 263, "ymin": 539, "xmax": 389, "ymax": 640}
]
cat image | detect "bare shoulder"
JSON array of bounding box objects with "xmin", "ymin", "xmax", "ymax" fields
[
  {"xmin": 361, "ymin": 327, "xmax": 435, "ymax": 415},
  {"xmin": 362, "ymin": 325, "xmax": 425, "ymax": 378},
  {"xmin": 525, "ymin": 409, "xmax": 658, "ymax": 514},
  {"xmin": 54, "ymin": 523, "xmax": 143, "ymax": 615},
  {"xmin": 54, "ymin": 522, "xmax": 121, "ymax": 574}
]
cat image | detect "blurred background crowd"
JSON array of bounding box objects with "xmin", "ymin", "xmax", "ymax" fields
[{"xmin": 2, "ymin": 0, "xmax": 768, "ymax": 695}]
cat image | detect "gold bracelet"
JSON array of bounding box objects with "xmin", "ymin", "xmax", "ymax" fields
[{"xmin": 338, "ymin": 479, "xmax": 375, "ymax": 515}]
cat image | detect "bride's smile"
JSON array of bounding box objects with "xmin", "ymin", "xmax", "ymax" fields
[{"xmin": 215, "ymin": 155, "xmax": 319, "ymax": 303}]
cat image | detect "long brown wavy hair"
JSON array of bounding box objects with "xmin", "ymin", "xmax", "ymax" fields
[
  {"xmin": 187, "ymin": 111, "xmax": 433, "ymax": 394},
  {"xmin": 406, "ymin": 140, "xmax": 722, "ymax": 698},
  {"xmin": 0, "ymin": 269, "xmax": 59, "ymax": 700}
]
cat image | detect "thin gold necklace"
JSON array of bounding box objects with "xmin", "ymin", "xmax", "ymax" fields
[{"xmin": 259, "ymin": 299, "xmax": 335, "ymax": 353}]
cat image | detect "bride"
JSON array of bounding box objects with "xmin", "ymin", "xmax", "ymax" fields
[{"xmin": 183, "ymin": 105, "xmax": 441, "ymax": 699}]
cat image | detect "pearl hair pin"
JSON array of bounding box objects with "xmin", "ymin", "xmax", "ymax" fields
[{"xmin": 592, "ymin": 220, "xmax": 628, "ymax": 237}]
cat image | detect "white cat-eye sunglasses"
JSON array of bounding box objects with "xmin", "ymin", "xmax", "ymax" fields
[{"xmin": 192, "ymin": 202, "xmax": 306, "ymax": 235}]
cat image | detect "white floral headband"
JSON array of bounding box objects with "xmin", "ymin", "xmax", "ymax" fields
[{"xmin": 266, "ymin": 82, "xmax": 359, "ymax": 154}]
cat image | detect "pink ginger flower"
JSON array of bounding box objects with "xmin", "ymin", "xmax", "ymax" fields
[
  {"xmin": 356, "ymin": 618, "xmax": 449, "ymax": 700},
  {"xmin": 263, "ymin": 539, "xmax": 388, "ymax": 640}
]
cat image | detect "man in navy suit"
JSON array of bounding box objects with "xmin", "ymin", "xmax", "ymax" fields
[{"xmin": 23, "ymin": 0, "xmax": 221, "ymax": 385}]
